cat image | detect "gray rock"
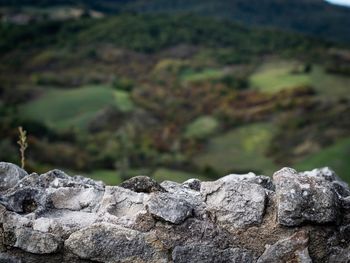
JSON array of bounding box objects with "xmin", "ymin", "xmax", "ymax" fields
[
  {"xmin": 13, "ymin": 228, "xmax": 61, "ymax": 254},
  {"xmin": 257, "ymin": 231, "xmax": 311, "ymax": 263},
  {"xmin": 146, "ymin": 192, "xmax": 194, "ymax": 224},
  {"xmin": 65, "ymin": 223, "xmax": 163, "ymax": 262},
  {"xmin": 48, "ymin": 187, "xmax": 103, "ymax": 211},
  {"xmin": 0, "ymin": 253, "xmax": 20, "ymax": 263},
  {"xmin": 1, "ymin": 211, "xmax": 61, "ymax": 254},
  {"xmin": 0, "ymin": 250, "xmax": 93, "ymax": 263},
  {"xmin": 218, "ymin": 172, "xmax": 274, "ymax": 191},
  {"xmin": 342, "ymin": 196, "xmax": 350, "ymax": 224},
  {"xmin": 182, "ymin": 178, "xmax": 201, "ymax": 191},
  {"xmin": 160, "ymin": 180, "xmax": 205, "ymax": 218},
  {"xmin": 1, "ymin": 211, "xmax": 33, "ymax": 249},
  {"xmin": 201, "ymin": 177, "xmax": 266, "ymax": 227},
  {"xmin": 329, "ymin": 246, "xmax": 350, "ymax": 263},
  {"xmin": 1, "ymin": 187, "xmax": 47, "ymax": 214},
  {"xmin": 172, "ymin": 243, "xmax": 254, "ymax": 263},
  {"xmin": 97, "ymin": 186, "xmax": 147, "ymax": 227},
  {"xmin": 0, "ymin": 163, "xmax": 349, "ymax": 262},
  {"xmin": 32, "ymin": 210, "xmax": 98, "ymax": 238},
  {"xmin": 40, "ymin": 170, "xmax": 104, "ymax": 190},
  {"xmin": 0, "ymin": 162, "xmax": 27, "ymax": 193},
  {"xmin": 120, "ymin": 176, "xmax": 165, "ymax": 193},
  {"xmin": 274, "ymin": 167, "xmax": 339, "ymax": 226}
]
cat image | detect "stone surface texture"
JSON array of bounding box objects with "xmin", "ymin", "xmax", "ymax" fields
[{"xmin": 0, "ymin": 162, "xmax": 349, "ymax": 263}]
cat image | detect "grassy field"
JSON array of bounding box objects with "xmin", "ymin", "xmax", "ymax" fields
[
  {"xmin": 181, "ymin": 68, "xmax": 225, "ymax": 83},
  {"xmin": 20, "ymin": 85, "xmax": 134, "ymax": 130},
  {"xmin": 184, "ymin": 116, "xmax": 219, "ymax": 139},
  {"xmin": 250, "ymin": 60, "xmax": 350, "ymax": 98},
  {"xmin": 114, "ymin": 90, "xmax": 135, "ymax": 112},
  {"xmin": 310, "ymin": 66, "xmax": 350, "ymax": 98},
  {"xmin": 84, "ymin": 170, "xmax": 122, "ymax": 185},
  {"xmin": 250, "ymin": 61, "xmax": 310, "ymax": 93},
  {"xmin": 295, "ymin": 137, "xmax": 350, "ymax": 184},
  {"xmin": 193, "ymin": 123, "xmax": 277, "ymax": 176}
]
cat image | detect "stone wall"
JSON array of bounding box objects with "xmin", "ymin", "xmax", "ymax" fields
[{"xmin": 0, "ymin": 162, "xmax": 349, "ymax": 263}]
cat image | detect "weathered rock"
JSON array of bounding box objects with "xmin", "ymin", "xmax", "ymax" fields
[
  {"xmin": 0, "ymin": 249, "xmax": 95, "ymax": 263},
  {"xmin": 274, "ymin": 167, "xmax": 339, "ymax": 226},
  {"xmin": 329, "ymin": 246, "xmax": 350, "ymax": 263},
  {"xmin": 0, "ymin": 162, "xmax": 27, "ymax": 193},
  {"xmin": 32, "ymin": 210, "xmax": 98, "ymax": 238},
  {"xmin": 172, "ymin": 243, "xmax": 255, "ymax": 263},
  {"xmin": 65, "ymin": 223, "xmax": 164, "ymax": 262},
  {"xmin": 0, "ymin": 163, "xmax": 349, "ymax": 263},
  {"xmin": 146, "ymin": 192, "xmax": 194, "ymax": 224},
  {"xmin": 48, "ymin": 187, "xmax": 103, "ymax": 211},
  {"xmin": 218, "ymin": 172, "xmax": 275, "ymax": 191},
  {"xmin": 257, "ymin": 231, "xmax": 311, "ymax": 263},
  {"xmin": 182, "ymin": 178, "xmax": 201, "ymax": 191},
  {"xmin": 41, "ymin": 170, "xmax": 104, "ymax": 190},
  {"xmin": 97, "ymin": 186, "xmax": 147, "ymax": 227},
  {"xmin": 14, "ymin": 228, "xmax": 61, "ymax": 254},
  {"xmin": 1, "ymin": 187, "xmax": 47, "ymax": 214},
  {"xmin": 342, "ymin": 196, "xmax": 350, "ymax": 224},
  {"xmin": 201, "ymin": 176, "xmax": 267, "ymax": 227},
  {"xmin": 120, "ymin": 176, "xmax": 165, "ymax": 193},
  {"xmin": 160, "ymin": 180, "xmax": 205, "ymax": 218}
]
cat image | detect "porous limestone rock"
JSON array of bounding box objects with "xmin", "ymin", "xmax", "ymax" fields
[
  {"xmin": 172, "ymin": 243, "xmax": 255, "ymax": 263},
  {"xmin": 0, "ymin": 162, "xmax": 349, "ymax": 263},
  {"xmin": 146, "ymin": 192, "xmax": 194, "ymax": 224},
  {"xmin": 119, "ymin": 176, "xmax": 165, "ymax": 193},
  {"xmin": 274, "ymin": 167, "xmax": 339, "ymax": 226},
  {"xmin": 13, "ymin": 227, "xmax": 61, "ymax": 254},
  {"xmin": 65, "ymin": 223, "xmax": 166, "ymax": 263},
  {"xmin": 256, "ymin": 231, "xmax": 311, "ymax": 263},
  {"xmin": 48, "ymin": 187, "xmax": 103, "ymax": 211},
  {"xmin": 97, "ymin": 186, "xmax": 148, "ymax": 227},
  {"xmin": 201, "ymin": 177, "xmax": 267, "ymax": 227},
  {"xmin": 0, "ymin": 162, "xmax": 27, "ymax": 192}
]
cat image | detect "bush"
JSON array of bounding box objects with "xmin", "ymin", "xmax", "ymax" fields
[{"xmin": 112, "ymin": 76, "xmax": 134, "ymax": 92}]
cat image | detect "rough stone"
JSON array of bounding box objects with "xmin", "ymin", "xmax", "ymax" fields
[
  {"xmin": 13, "ymin": 227, "xmax": 61, "ymax": 254},
  {"xmin": 33, "ymin": 210, "xmax": 98, "ymax": 238},
  {"xmin": 182, "ymin": 178, "xmax": 201, "ymax": 191},
  {"xmin": 274, "ymin": 167, "xmax": 339, "ymax": 226},
  {"xmin": 201, "ymin": 177, "xmax": 267, "ymax": 227},
  {"xmin": 218, "ymin": 172, "xmax": 275, "ymax": 191},
  {"xmin": 0, "ymin": 163, "xmax": 349, "ymax": 263},
  {"xmin": 48, "ymin": 187, "xmax": 103, "ymax": 211},
  {"xmin": 160, "ymin": 180, "xmax": 205, "ymax": 218},
  {"xmin": 172, "ymin": 243, "xmax": 255, "ymax": 263},
  {"xmin": 329, "ymin": 246, "xmax": 350, "ymax": 263},
  {"xmin": 257, "ymin": 231, "xmax": 311, "ymax": 263},
  {"xmin": 65, "ymin": 223, "xmax": 164, "ymax": 262},
  {"xmin": 146, "ymin": 192, "xmax": 194, "ymax": 224},
  {"xmin": 0, "ymin": 162, "xmax": 27, "ymax": 193},
  {"xmin": 120, "ymin": 176, "xmax": 165, "ymax": 193},
  {"xmin": 97, "ymin": 186, "xmax": 147, "ymax": 227}
]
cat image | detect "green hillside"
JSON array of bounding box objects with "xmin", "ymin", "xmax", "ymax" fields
[
  {"xmin": 0, "ymin": 11, "xmax": 349, "ymax": 185},
  {"xmin": 295, "ymin": 137, "xmax": 350, "ymax": 183},
  {"xmin": 250, "ymin": 60, "xmax": 350, "ymax": 98},
  {"xmin": 1, "ymin": 0, "xmax": 350, "ymax": 43},
  {"xmin": 19, "ymin": 85, "xmax": 133, "ymax": 130},
  {"xmin": 194, "ymin": 123, "xmax": 277, "ymax": 176}
]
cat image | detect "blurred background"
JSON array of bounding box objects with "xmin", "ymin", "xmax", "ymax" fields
[{"xmin": 0, "ymin": 0, "xmax": 349, "ymax": 184}]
